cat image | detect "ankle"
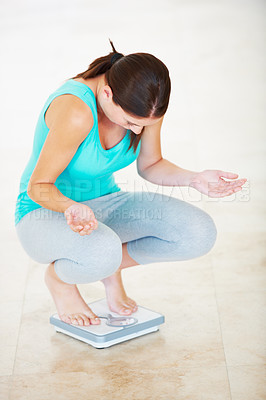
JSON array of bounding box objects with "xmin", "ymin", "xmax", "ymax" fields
[{"xmin": 101, "ymin": 270, "xmax": 123, "ymax": 287}]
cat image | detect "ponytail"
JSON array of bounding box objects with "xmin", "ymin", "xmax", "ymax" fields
[{"xmin": 70, "ymin": 39, "xmax": 124, "ymax": 80}]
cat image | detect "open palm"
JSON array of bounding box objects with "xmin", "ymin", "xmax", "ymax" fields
[{"xmin": 190, "ymin": 169, "xmax": 247, "ymax": 198}]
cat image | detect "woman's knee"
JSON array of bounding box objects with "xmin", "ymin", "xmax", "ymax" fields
[
  {"xmin": 187, "ymin": 208, "xmax": 217, "ymax": 257},
  {"xmin": 16, "ymin": 217, "xmax": 123, "ymax": 278},
  {"xmin": 97, "ymin": 231, "xmax": 123, "ymax": 277},
  {"xmin": 160, "ymin": 196, "xmax": 217, "ymax": 257},
  {"xmin": 165, "ymin": 202, "xmax": 217, "ymax": 259},
  {"xmin": 87, "ymin": 223, "xmax": 124, "ymax": 276},
  {"xmin": 55, "ymin": 231, "xmax": 123, "ymax": 284}
]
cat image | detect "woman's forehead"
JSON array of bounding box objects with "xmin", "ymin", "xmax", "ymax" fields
[{"xmin": 121, "ymin": 109, "xmax": 160, "ymax": 125}]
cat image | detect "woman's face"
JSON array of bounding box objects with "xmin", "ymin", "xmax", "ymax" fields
[{"xmin": 99, "ymin": 84, "xmax": 162, "ymax": 134}]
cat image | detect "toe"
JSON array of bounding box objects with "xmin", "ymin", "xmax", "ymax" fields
[
  {"xmin": 127, "ymin": 298, "xmax": 137, "ymax": 309},
  {"xmin": 78, "ymin": 315, "xmax": 86, "ymax": 325},
  {"xmin": 81, "ymin": 314, "xmax": 91, "ymax": 326},
  {"xmin": 120, "ymin": 307, "xmax": 132, "ymax": 315},
  {"xmin": 60, "ymin": 314, "xmax": 71, "ymax": 324},
  {"xmin": 90, "ymin": 317, "xmax": 101, "ymax": 325},
  {"xmin": 84, "ymin": 311, "xmax": 101, "ymax": 325},
  {"xmin": 123, "ymin": 301, "xmax": 135, "ymax": 312},
  {"xmin": 69, "ymin": 314, "xmax": 82, "ymax": 325}
]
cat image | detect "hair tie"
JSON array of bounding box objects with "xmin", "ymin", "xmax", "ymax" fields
[{"xmin": 111, "ymin": 52, "xmax": 124, "ymax": 65}]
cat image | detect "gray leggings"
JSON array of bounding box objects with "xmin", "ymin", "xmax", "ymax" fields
[{"xmin": 15, "ymin": 190, "xmax": 217, "ymax": 284}]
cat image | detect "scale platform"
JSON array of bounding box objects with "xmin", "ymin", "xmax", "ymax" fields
[{"xmin": 50, "ymin": 298, "xmax": 165, "ymax": 348}]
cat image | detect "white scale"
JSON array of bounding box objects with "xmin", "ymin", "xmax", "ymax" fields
[{"xmin": 50, "ymin": 298, "xmax": 165, "ymax": 349}]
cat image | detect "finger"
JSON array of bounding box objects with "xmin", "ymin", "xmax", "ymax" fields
[
  {"xmin": 79, "ymin": 225, "xmax": 94, "ymax": 235},
  {"xmin": 210, "ymin": 179, "xmax": 234, "ymax": 189},
  {"xmin": 210, "ymin": 179, "xmax": 246, "ymax": 191},
  {"xmin": 81, "ymin": 224, "xmax": 94, "ymax": 231},
  {"xmin": 209, "ymin": 190, "xmax": 232, "ymax": 197},
  {"xmin": 86, "ymin": 222, "xmax": 97, "ymax": 230},
  {"xmin": 208, "ymin": 180, "xmax": 247, "ymax": 196},
  {"xmin": 236, "ymin": 178, "xmax": 247, "ymax": 185},
  {"xmin": 233, "ymin": 187, "xmax": 242, "ymax": 193},
  {"xmin": 218, "ymin": 171, "xmax": 239, "ymax": 179},
  {"xmin": 215, "ymin": 181, "xmax": 242, "ymax": 190},
  {"xmin": 65, "ymin": 214, "xmax": 73, "ymax": 225},
  {"xmin": 209, "ymin": 182, "xmax": 227, "ymax": 191},
  {"xmin": 71, "ymin": 225, "xmax": 83, "ymax": 232},
  {"xmin": 92, "ymin": 221, "xmax": 98, "ymax": 229},
  {"xmin": 208, "ymin": 190, "xmax": 234, "ymax": 198},
  {"xmin": 210, "ymin": 180, "xmax": 227, "ymax": 188},
  {"xmin": 222, "ymin": 180, "xmax": 247, "ymax": 191},
  {"xmin": 79, "ymin": 229, "xmax": 92, "ymax": 236},
  {"xmin": 228, "ymin": 181, "xmax": 247, "ymax": 189},
  {"xmin": 226, "ymin": 178, "xmax": 247, "ymax": 185}
]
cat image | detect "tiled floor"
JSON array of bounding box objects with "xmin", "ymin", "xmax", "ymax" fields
[{"xmin": 1, "ymin": 0, "xmax": 265, "ymax": 399}]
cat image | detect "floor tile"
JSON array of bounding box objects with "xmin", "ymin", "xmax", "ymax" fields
[
  {"xmin": 8, "ymin": 366, "xmax": 231, "ymax": 400},
  {"xmin": 216, "ymin": 291, "xmax": 266, "ymax": 366},
  {"xmin": 228, "ymin": 365, "xmax": 266, "ymax": 400},
  {"xmin": 0, "ymin": 346, "xmax": 17, "ymax": 377},
  {"xmin": 0, "ymin": 376, "xmax": 12, "ymax": 399},
  {"xmin": 211, "ymin": 232, "xmax": 266, "ymax": 293},
  {"xmin": 0, "ymin": 301, "xmax": 23, "ymax": 347},
  {"xmin": 0, "ymin": 240, "xmax": 29, "ymax": 303}
]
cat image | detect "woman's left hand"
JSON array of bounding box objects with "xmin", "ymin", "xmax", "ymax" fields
[{"xmin": 189, "ymin": 169, "xmax": 247, "ymax": 197}]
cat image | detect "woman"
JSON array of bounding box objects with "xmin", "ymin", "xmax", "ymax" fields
[{"xmin": 14, "ymin": 39, "xmax": 246, "ymax": 327}]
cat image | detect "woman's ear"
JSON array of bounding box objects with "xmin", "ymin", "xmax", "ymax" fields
[{"xmin": 102, "ymin": 85, "xmax": 113, "ymax": 102}]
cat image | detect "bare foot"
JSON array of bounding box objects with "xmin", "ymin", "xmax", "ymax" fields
[
  {"xmin": 45, "ymin": 262, "xmax": 101, "ymax": 327},
  {"xmin": 101, "ymin": 270, "xmax": 138, "ymax": 315}
]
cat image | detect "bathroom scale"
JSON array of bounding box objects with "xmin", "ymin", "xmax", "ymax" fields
[{"xmin": 50, "ymin": 298, "xmax": 165, "ymax": 348}]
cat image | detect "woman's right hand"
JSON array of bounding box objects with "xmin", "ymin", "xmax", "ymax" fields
[{"xmin": 64, "ymin": 203, "xmax": 98, "ymax": 236}]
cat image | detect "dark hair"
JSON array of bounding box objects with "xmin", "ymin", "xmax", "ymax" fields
[{"xmin": 70, "ymin": 39, "xmax": 171, "ymax": 153}]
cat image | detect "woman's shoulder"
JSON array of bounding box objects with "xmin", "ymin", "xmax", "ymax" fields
[{"xmin": 45, "ymin": 89, "xmax": 94, "ymax": 131}]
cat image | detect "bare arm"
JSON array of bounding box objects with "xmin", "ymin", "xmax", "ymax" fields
[
  {"xmin": 139, "ymin": 158, "xmax": 197, "ymax": 186},
  {"xmin": 27, "ymin": 95, "xmax": 94, "ymax": 213},
  {"xmin": 137, "ymin": 116, "xmax": 247, "ymax": 197},
  {"xmin": 141, "ymin": 159, "xmax": 247, "ymax": 197},
  {"xmin": 137, "ymin": 116, "xmax": 197, "ymax": 186}
]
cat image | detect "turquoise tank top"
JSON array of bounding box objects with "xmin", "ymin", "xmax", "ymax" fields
[{"xmin": 14, "ymin": 79, "xmax": 141, "ymax": 226}]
